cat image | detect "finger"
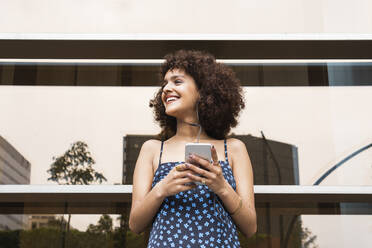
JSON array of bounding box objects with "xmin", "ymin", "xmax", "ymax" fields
[
  {"xmin": 173, "ymin": 169, "xmax": 194, "ymax": 179},
  {"xmin": 211, "ymin": 145, "xmax": 219, "ymax": 165},
  {"xmin": 174, "ymin": 163, "xmax": 188, "ymax": 172},
  {"xmin": 187, "ymin": 161, "xmax": 222, "ymax": 178},
  {"xmin": 186, "ymin": 172, "xmax": 210, "ymax": 185},
  {"xmin": 171, "ymin": 164, "xmax": 190, "ymax": 175},
  {"xmin": 215, "ymin": 167, "xmax": 223, "ymax": 177},
  {"xmin": 176, "ymin": 176, "xmax": 196, "ymax": 185},
  {"xmin": 189, "ymin": 154, "xmax": 213, "ymax": 171},
  {"xmin": 185, "ymin": 163, "xmax": 214, "ymax": 178},
  {"xmin": 178, "ymin": 183, "xmax": 197, "ymax": 192}
]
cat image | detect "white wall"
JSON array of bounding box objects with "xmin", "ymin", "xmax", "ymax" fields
[{"xmin": 0, "ymin": 0, "xmax": 372, "ymax": 35}]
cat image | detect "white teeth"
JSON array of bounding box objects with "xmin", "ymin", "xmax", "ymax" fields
[{"xmin": 167, "ymin": 97, "xmax": 178, "ymax": 103}]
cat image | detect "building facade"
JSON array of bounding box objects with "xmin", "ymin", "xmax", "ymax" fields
[{"xmin": 0, "ymin": 136, "xmax": 31, "ymax": 230}]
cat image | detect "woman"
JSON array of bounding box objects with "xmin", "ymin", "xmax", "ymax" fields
[{"xmin": 129, "ymin": 49, "xmax": 257, "ymax": 247}]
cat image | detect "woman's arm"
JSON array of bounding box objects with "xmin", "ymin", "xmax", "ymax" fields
[
  {"xmin": 219, "ymin": 138, "xmax": 257, "ymax": 238},
  {"xmin": 128, "ymin": 139, "xmax": 165, "ymax": 234},
  {"xmin": 129, "ymin": 139, "xmax": 197, "ymax": 234}
]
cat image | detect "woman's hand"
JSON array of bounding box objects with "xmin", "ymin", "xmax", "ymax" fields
[
  {"xmin": 185, "ymin": 145, "xmax": 228, "ymax": 196},
  {"xmin": 157, "ymin": 164, "xmax": 197, "ymax": 198}
]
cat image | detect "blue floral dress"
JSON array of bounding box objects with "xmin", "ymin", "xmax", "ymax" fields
[{"xmin": 148, "ymin": 139, "xmax": 241, "ymax": 248}]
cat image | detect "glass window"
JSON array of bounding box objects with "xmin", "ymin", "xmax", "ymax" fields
[{"xmin": 1, "ymin": 40, "xmax": 371, "ymax": 247}]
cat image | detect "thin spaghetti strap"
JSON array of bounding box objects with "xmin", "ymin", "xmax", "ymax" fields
[
  {"xmin": 158, "ymin": 141, "xmax": 164, "ymax": 165},
  {"xmin": 224, "ymin": 139, "xmax": 229, "ymax": 163}
]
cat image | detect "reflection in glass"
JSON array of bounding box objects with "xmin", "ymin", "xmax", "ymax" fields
[
  {"xmin": 0, "ymin": 214, "xmax": 129, "ymax": 248},
  {"xmin": 123, "ymin": 134, "xmax": 299, "ymax": 185},
  {"xmin": 1, "ymin": 58, "xmax": 371, "ymax": 247},
  {"xmin": 1, "ymin": 61, "xmax": 372, "ymax": 86},
  {"xmin": 1, "ymin": 206, "xmax": 371, "ymax": 247}
]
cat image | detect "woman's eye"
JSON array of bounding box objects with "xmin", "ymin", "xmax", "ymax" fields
[{"xmin": 175, "ymin": 80, "xmax": 182, "ymax": 84}]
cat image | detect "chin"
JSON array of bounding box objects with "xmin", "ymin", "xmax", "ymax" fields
[
  {"xmin": 165, "ymin": 108, "xmax": 182, "ymax": 119},
  {"xmin": 165, "ymin": 110, "xmax": 178, "ymax": 119}
]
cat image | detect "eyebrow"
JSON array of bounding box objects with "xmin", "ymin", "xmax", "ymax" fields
[{"xmin": 163, "ymin": 74, "xmax": 185, "ymax": 83}]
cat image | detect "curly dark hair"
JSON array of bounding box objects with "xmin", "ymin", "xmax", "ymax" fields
[{"xmin": 149, "ymin": 49, "xmax": 245, "ymax": 140}]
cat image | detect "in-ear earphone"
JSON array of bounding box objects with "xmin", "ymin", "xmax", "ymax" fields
[{"xmin": 181, "ymin": 99, "xmax": 202, "ymax": 143}]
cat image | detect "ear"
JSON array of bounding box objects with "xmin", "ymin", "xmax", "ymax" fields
[{"xmin": 196, "ymin": 94, "xmax": 201, "ymax": 103}]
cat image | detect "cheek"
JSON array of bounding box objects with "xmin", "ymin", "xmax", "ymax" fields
[
  {"xmin": 184, "ymin": 86, "xmax": 199, "ymax": 103},
  {"xmin": 182, "ymin": 96, "xmax": 198, "ymax": 108}
]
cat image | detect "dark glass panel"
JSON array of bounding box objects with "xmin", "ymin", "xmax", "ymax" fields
[{"xmin": 1, "ymin": 62, "xmax": 371, "ymax": 86}]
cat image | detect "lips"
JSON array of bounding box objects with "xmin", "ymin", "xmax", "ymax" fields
[{"xmin": 165, "ymin": 95, "xmax": 180, "ymax": 104}]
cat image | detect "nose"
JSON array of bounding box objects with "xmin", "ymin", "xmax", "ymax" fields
[
  {"xmin": 162, "ymin": 81, "xmax": 174, "ymax": 94},
  {"xmin": 162, "ymin": 83, "xmax": 172, "ymax": 103}
]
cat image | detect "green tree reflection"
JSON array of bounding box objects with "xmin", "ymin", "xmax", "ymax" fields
[
  {"xmin": 47, "ymin": 141, "xmax": 107, "ymax": 248},
  {"xmin": 87, "ymin": 214, "xmax": 113, "ymax": 234}
]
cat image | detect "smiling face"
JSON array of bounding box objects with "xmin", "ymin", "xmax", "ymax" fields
[{"xmin": 161, "ymin": 68, "xmax": 200, "ymax": 119}]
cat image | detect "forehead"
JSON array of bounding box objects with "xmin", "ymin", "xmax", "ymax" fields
[{"xmin": 164, "ymin": 68, "xmax": 187, "ymax": 80}]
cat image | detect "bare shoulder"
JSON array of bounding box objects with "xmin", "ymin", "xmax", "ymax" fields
[
  {"xmin": 226, "ymin": 137, "xmax": 247, "ymax": 153},
  {"xmin": 140, "ymin": 139, "xmax": 162, "ymax": 167},
  {"xmin": 226, "ymin": 138, "xmax": 250, "ymax": 169},
  {"xmin": 140, "ymin": 139, "xmax": 161, "ymax": 159},
  {"xmin": 141, "ymin": 139, "xmax": 161, "ymax": 151}
]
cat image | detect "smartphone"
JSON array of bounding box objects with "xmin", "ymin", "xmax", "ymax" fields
[{"xmin": 185, "ymin": 143, "xmax": 212, "ymax": 185}]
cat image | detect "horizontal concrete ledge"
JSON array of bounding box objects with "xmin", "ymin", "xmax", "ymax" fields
[
  {"xmin": 0, "ymin": 185, "xmax": 371, "ymax": 214},
  {"xmin": 2, "ymin": 185, "xmax": 372, "ymax": 193},
  {"xmin": 1, "ymin": 58, "xmax": 372, "ymax": 64},
  {"xmin": 1, "ymin": 185, "xmax": 372, "ymax": 202},
  {"xmin": 2, "ymin": 33, "xmax": 372, "ymax": 41}
]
